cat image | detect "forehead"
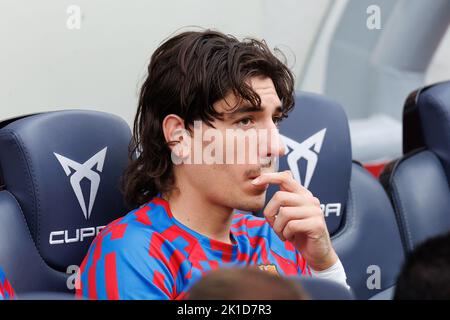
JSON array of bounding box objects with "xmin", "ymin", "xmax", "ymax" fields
[
  {"xmin": 249, "ymin": 77, "xmax": 281, "ymax": 105},
  {"xmin": 216, "ymin": 76, "xmax": 282, "ymax": 113}
]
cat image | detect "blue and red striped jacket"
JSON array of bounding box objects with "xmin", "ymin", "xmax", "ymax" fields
[
  {"xmin": 0, "ymin": 267, "xmax": 14, "ymax": 300},
  {"xmin": 76, "ymin": 197, "xmax": 311, "ymax": 299}
]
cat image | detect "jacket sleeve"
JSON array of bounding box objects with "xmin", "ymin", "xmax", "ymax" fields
[{"xmin": 0, "ymin": 267, "xmax": 15, "ymax": 300}]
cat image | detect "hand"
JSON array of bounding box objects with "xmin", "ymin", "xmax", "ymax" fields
[{"xmin": 252, "ymin": 170, "xmax": 338, "ymax": 271}]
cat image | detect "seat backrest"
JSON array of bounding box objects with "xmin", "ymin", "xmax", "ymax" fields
[
  {"xmin": 381, "ymin": 81, "xmax": 450, "ymax": 252},
  {"xmin": 332, "ymin": 164, "xmax": 405, "ymax": 300},
  {"xmin": 264, "ymin": 92, "xmax": 352, "ymax": 235},
  {"xmin": 271, "ymin": 92, "xmax": 405, "ymax": 299},
  {"xmin": 0, "ymin": 110, "xmax": 131, "ymax": 294}
]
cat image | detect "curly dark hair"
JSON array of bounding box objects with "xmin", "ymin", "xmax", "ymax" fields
[{"xmin": 122, "ymin": 29, "xmax": 295, "ymax": 209}]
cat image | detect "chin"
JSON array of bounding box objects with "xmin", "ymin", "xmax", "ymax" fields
[{"xmin": 235, "ymin": 191, "xmax": 266, "ymax": 212}]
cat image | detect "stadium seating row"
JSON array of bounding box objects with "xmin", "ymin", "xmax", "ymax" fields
[{"xmin": 0, "ymin": 81, "xmax": 449, "ymax": 299}]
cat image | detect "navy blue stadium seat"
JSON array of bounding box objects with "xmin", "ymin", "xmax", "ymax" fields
[
  {"xmin": 0, "ymin": 110, "xmax": 131, "ymax": 294},
  {"xmin": 266, "ymin": 92, "xmax": 405, "ymax": 299},
  {"xmin": 298, "ymin": 277, "xmax": 354, "ymax": 300},
  {"xmin": 16, "ymin": 292, "xmax": 79, "ymax": 300},
  {"xmin": 380, "ymin": 81, "xmax": 450, "ymax": 252}
]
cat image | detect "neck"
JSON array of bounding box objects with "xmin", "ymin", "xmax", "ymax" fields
[{"xmin": 162, "ymin": 184, "xmax": 235, "ymax": 245}]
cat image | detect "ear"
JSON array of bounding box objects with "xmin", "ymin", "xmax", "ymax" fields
[{"xmin": 162, "ymin": 114, "xmax": 191, "ymax": 162}]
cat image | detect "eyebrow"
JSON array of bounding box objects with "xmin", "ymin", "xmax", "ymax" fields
[{"xmin": 225, "ymin": 104, "xmax": 283, "ymax": 118}]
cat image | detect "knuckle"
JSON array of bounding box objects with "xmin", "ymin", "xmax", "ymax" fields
[
  {"xmin": 315, "ymin": 209, "xmax": 325, "ymax": 218},
  {"xmin": 278, "ymin": 207, "xmax": 292, "ymax": 221},
  {"xmin": 282, "ymin": 225, "xmax": 290, "ymax": 238},
  {"xmin": 310, "ymin": 207, "xmax": 321, "ymax": 218},
  {"xmin": 274, "ymin": 191, "xmax": 285, "ymax": 202},
  {"xmin": 314, "ymin": 218, "xmax": 326, "ymax": 232},
  {"xmin": 283, "ymin": 170, "xmax": 293, "ymax": 179},
  {"xmin": 274, "ymin": 223, "xmax": 283, "ymax": 235},
  {"xmin": 286, "ymin": 220, "xmax": 295, "ymax": 233},
  {"xmin": 312, "ymin": 196, "xmax": 321, "ymax": 206}
]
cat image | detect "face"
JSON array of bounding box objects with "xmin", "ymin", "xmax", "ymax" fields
[{"xmin": 171, "ymin": 76, "xmax": 286, "ymax": 212}]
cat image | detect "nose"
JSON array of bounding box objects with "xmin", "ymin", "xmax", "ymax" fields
[{"xmin": 261, "ymin": 120, "xmax": 286, "ymax": 158}]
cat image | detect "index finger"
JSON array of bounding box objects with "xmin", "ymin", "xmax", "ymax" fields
[{"xmin": 251, "ymin": 170, "xmax": 307, "ymax": 194}]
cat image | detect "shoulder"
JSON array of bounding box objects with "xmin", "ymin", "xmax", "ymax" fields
[
  {"xmin": 88, "ymin": 198, "xmax": 202, "ymax": 268},
  {"xmin": 92, "ymin": 202, "xmax": 178, "ymax": 257}
]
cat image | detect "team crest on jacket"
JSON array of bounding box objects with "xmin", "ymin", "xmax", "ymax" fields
[{"xmin": 258, "ymin": 264, "xmax": 279, "ymax": 275}]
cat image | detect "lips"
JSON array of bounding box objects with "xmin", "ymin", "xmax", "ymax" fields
[
  {"xmin": 248, "ymin": 173, "xmax": 261, "ymax": 180},
  {"xmin": 246, "ymin": 168, "xmax": 262, "ymax": 180},
  {"xmin": 246, "ymin": 166, "xmax": 275, "ymax": 181}
]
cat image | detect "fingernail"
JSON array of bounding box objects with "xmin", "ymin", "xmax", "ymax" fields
[{"xmin": 251, "ymin": 177, "xmax": 260, "ymax": 184}]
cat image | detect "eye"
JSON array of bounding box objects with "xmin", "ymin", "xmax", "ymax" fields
[
  {"xmin": 273, "ymin": 116, "xmax": 283, "ymax": 127},
  {"xmin": 236, "ymin": 117, "xmax": 254, "ymax": 128}
]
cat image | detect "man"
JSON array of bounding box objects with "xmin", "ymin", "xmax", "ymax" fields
[
  {"xmin": 76, "ymin": 30, "xmax": 349, "ymax": 300},
  {"xmin": 395, "ymin": 231, "xmax": 450, "ymax": 300},
  {"xmin": 0, "ymin": 267, "xmax": 14, "ymax": 300}
]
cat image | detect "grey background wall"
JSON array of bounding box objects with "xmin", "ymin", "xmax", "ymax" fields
[
  {"xmin": 0, "ymin": 0, "xmax": 330, "ymax": 125},
  {"xmin": 1, "ymin": 0, "xmax": 449, "ymax": 151}
]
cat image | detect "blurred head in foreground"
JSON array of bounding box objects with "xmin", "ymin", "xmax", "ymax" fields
[
  {"xmin": 187, "ymin": 267, "xmax": 310, "ymax": 300},
  {"xmin": 395, "ymin": 231, "xmax": 450, "ymax": 300}
]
